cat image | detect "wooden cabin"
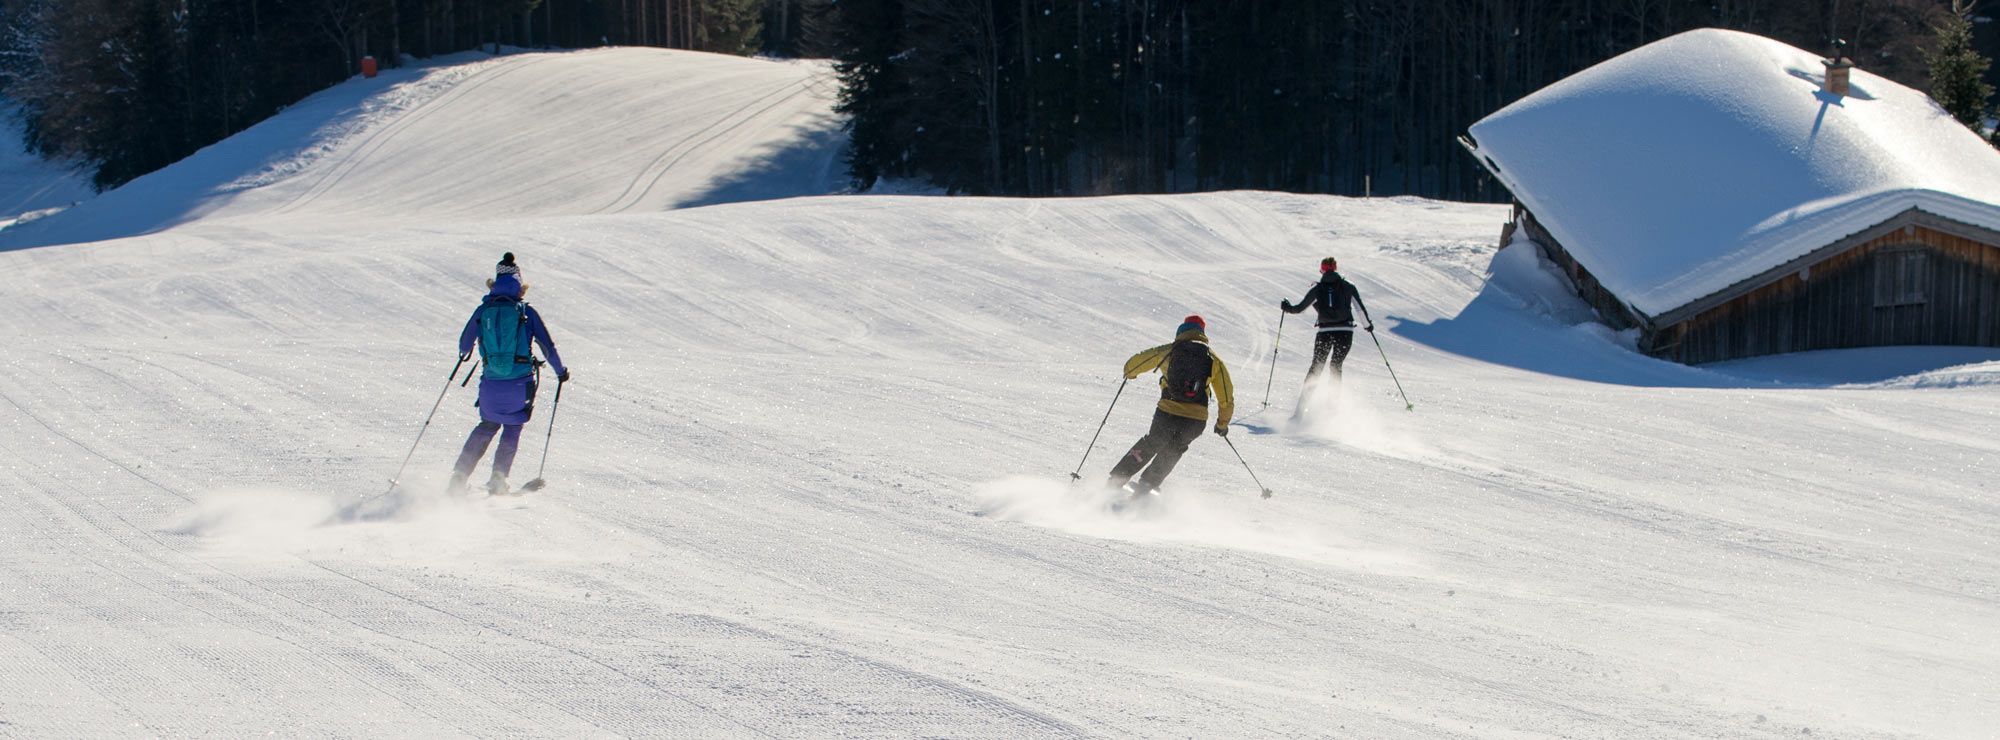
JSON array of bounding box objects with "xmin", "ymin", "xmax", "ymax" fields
[{"xmin": 1462, "ymin": 29, "xmax": 2000, "ymax": 364}]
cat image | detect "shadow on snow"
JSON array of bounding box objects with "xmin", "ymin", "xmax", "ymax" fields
[{"xmin": 1397, "ymin": 281, "xmax": 2000, "ymax": 390}]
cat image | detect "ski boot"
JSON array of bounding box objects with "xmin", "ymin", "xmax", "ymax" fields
[
  {"xmin": 1110, "ymin": 478, "xmax": 1160, "ymax": 513},
  {"xmin": 446, "ymin": 472, "xmax": 471, "ymax": 497},
  {"xmin": 485, "ymin": 475, "xmax": 511, "ymax": 497}
]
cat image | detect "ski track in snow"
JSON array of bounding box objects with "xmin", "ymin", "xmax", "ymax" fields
[{"xmin": 0, "ymin": 49, "xmax": 1996, "ymax": 739}]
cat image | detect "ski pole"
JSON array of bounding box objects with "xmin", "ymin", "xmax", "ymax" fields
[
  {"xmin": 1365, "ymin": 326, "xmax": 1414, "ymax": 411},
  {"xmin": 1069, "ymin": 378, "xmax": 1128, "ymax": 482},
  {"xmin": 460, "ymin": 358, "xmax": 481, "ymax": 387},
  {"xmin": 383, "ymin": 354, "xmax": 469, "ymax": 496},
  {"xmin": 1222, "ymin": 435, "xmax": 1273, "ymax": 499},
  {"xmin": 520, "ymin": 379, "xmax": 564, "ymax": 492},
  {"xmin": 1261, "ymin": 312, "xmax": 1285, "ymax": 408}
]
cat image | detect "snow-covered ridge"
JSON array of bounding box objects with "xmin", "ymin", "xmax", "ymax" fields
[
  {"xmin": 0, "ymin": 47, "xmax": 845, "ymax": 250},
  {"xmin": 217, "ymin": 51, "xmax": 510, "ymax": 194},
  {"xmin": 1468, "ymin": 28, "xmax": 2000, "ymax": 318}
]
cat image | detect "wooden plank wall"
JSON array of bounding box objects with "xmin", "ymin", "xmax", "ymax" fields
[{"xmin": 1658, "ymin": 224, "xmax": 2000, "ymax": 364}]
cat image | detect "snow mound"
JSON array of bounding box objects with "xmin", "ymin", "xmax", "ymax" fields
[
  {"xmin": 1484, "ymin": 236, "xmax": 1603, "ymax": 328},
  {"xmin": 1878, "ymin": 362, "xmax": 2000, "ymax": 389},
  {"xmin": 1467, "ymin": 28, "xmax": 2000, "ymax": 318}
]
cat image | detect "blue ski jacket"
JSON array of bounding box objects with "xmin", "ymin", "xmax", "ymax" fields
[
  {"xmin": 458, "ymin": 291, "xmax": 566, "ymax": 425},
  {"xmin": 458, "ymin": 292, "xmax": 567, "ymax": 379}
]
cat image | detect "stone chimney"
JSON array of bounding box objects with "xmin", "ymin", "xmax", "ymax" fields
[{"xmin": 1822, "ymin": 39, "xmax": 1854, "ymax": 97}]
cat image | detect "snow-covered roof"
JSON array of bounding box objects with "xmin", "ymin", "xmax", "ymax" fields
[{"xmin": 1466, "ymin": 28, "xmax": 2000, "ymax": 320}]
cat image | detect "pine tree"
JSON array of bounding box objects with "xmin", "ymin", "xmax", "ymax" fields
[
  {"xmin": 1927, "ymin": 2, "xmax": 1994, "ymax": 134},
  {"xmin": 831, "ymin": 0, "xmax": 908, "ymax": 190},
  {"xmin": 696, "ymin": 0, "xmax": 764, "ymax": 55},
  {"xmin": 764, "ymin": 0, "xmax": 837, "ymax": 58}
]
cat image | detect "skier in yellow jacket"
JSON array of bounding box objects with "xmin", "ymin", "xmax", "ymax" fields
[{"xmin": 1107, "ymin": 315, "xmax": 1235, "ymax": 495}]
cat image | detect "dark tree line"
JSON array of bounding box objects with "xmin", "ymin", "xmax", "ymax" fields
[
  {"xmin": 835, "ymin": 0, "xmax": 1963, "ymax": 200},
  {"xmin": 2, "ymin": 0, "xmax": 1987, "ymax": 198},
  {"xmin": 0, "ymin": 0, "xmax": 779, "ymax": 189},
  {"xmin": 762, "ymin": 0, "xmax": 835, "ymax": 56}
]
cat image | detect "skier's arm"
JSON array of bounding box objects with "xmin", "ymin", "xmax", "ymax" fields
[
  {"xmin": 1351, "ymin": 282, "xmax": 1374, "ymax": 330},
  {"xmin": 525, "ymin": 306, "xmax": 568, "ymax": 378},
  {"xmin": 458, "ymin": 309, "xmax": 481, "ymax": 357},
  {"xmin": 1209, "ymin": 354, "xmax": 1234, "ymax": 430},
  {"xmin": 1122, "ymin": 344, "xmax": 1171, "ymax": 379},
  {"xmin": 1280, "ymin": 284, "xmax": 1320, "ymax": 314}
]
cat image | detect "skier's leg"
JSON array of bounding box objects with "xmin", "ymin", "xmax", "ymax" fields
[
  {"xmin": 1135, "ymin": 414, "xmax": 1207, "ymax": 490},
  {"xmin": 492, "ymin": 424, "xmax": 525, "ymax": 478},
  {"xmin": 1107, "ymin": 441, "xmax": 1160, "ymax": 487},
  {"xmin": 1307, "ymin": 331, "xmax": 1335, "ymax": 380},
  {"xmin": 1327, "ymin": 332, "xmax": 1354, "ymax": 383},
  {"xmin": 1107, "ymin": 410, "xmax": 1173, "ymax": 487},
  {"xmin": 451, "ymin": 421, "xmax": 501, "ymax": 490}
]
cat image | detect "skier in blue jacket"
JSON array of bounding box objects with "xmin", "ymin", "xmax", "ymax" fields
[{"xmin": 450, "ymin": 253, "xmax": 569, "ymax": 495}]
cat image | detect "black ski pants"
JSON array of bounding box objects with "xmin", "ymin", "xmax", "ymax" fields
[
  {"xmin": 1309, "ymin": 329, "xmax": 1355, "ymax": 380},
  {"xmin": 1107, "ymin": 409, "xmax": 1207, "ymax": 491}
]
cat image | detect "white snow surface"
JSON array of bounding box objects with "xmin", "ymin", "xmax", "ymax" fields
[
  {"xmin": 0, "ymin": 47, "xmax": 844, "ymax": 249},
  {"xmin": 2, "ymin": 46, "xmax": 1998, "ymax": 739},
  {"xmin": 1467, "ymin": 28, "xmax": 2000, "ymax": 318}
]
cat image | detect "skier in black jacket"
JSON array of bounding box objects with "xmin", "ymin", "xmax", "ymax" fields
[{"xmin": 1281, "ymin": 257, "xmax": 1373, "ymax": 383}]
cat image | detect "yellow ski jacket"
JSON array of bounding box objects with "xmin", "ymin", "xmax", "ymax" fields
[{"xmin": 1123, "ymin": 329, "xmax": 1234, "ymax": 428}]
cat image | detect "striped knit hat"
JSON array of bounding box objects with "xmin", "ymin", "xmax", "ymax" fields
[
  {"xmin": 1177, "ymin": 314, "xmax": 1205, "ymax": 335},
  {"xmin": 489, "ymin": 252, "xmax": 523, "ymax": 295}
]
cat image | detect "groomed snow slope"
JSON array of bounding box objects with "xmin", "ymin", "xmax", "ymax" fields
[
  {"xmin": 4, "ymin": 193, "xmax": 1997, "ymax": 737},
  {"xmin": 1, "ymin": 48, "xmax": 1997, "ymax": 739},
  {"xmin": 0, "ymin": 47, "xmax": 844, "ymax": 250},
  {"xmin": 1467, "ymin": 28, "xmax": 2000, "ymax": 318}
]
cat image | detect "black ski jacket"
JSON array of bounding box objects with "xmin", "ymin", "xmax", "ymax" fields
[{"xmin": 1283, "ymin": 272, "xmax": 1369, "ymax": 328}]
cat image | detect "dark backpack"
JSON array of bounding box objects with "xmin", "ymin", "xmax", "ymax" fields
[{"xmin": 1161, "ymin": 340, "xmax": 1213, "ymax": 405}]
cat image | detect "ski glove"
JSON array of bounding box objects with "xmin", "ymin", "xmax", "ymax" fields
[
  {"xmin": 1214, "ymin": 424, "xmax": 1229, "ymax": 437},
  {"xmin": 1279, "ymin": 300, "xmax": 1293, "ymax": 311},
  {"xmin": 557, "ymin": 370, "xmax": 571, "ymax": 383}
]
